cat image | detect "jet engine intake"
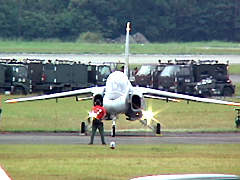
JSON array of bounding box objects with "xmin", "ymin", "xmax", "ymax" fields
[{"xmin": 125, "ymin": 94, "xmax": 143, "ymax": 120}]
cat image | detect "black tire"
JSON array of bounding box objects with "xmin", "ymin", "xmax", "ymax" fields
[
  {"xmin": 13, "ymin": 86, "xmax": 25, "ymax": 95},
  {"xmin": 201, "ymin": 91, "xmax": 211, "ymax": 98},
  {"xmin": 185, "ymin": 87, "xmax": 192, "ymax": 95},
  {"xmin": 80, "ymin": 122, "xmax": 86, "ymax": 134},
  {"xmin": 62, "ymin": 85, "xmax": 72, "ymax": 92},
  {"xmin": 156, "ymin": 123, "xmax": 161, "ymax": 134},
  {"xmin": 111, "ymin": 125, "xmax": 115, "ymax": 137},
  {"xmin": 223, "ymin": 87, "xmax": 232, "ymax": 97}
]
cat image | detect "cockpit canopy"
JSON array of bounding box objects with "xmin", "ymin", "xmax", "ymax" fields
[{"xmin": 105, "ymin": 71, "xmax": 129, "ymax": 100}]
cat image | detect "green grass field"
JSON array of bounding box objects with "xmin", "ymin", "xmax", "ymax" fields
[
  {"xmin": 229, "ymin": 64, "xmax": 240, "ymax": 74},
  {"xmin": 1, "ymin": 40, "xmax": 240, "ymax": 54},
  {"xmin": 1, "ymin": 95, "xmax": 240, "ymax": 132},
  {"xmin": 0, "ymin": 144, "xmax": 240, "ymax": 180}
]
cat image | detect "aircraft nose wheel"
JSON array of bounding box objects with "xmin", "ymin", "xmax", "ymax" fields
[
  {"xmin": 111, "ymin": 125, "xmax": 116, "ymax": 137},
  {"xmin": 235, "ymin": 109, "xmax": 240, "ymax": 128}
]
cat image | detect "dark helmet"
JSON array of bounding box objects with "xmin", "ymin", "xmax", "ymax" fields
[{"xmin": 95, "ymin": 99, "xmax": 101, "ymax": 106}]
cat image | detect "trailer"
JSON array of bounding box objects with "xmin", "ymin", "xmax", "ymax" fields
[{"xmin": 25, "ymin": 59, "xmax": 96, "ymax": 94}]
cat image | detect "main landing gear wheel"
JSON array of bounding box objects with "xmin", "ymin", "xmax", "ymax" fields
[
  {"xmin": 156, "ymin": 123, "xmax": 161, "ymax": 135},
  {"xmin": 79, "ymin": 122, "xmax": 86, "ymax": 135},
  {"xmin": 80, "ymin": 122, "xmax": 86, "ymax": 134}
]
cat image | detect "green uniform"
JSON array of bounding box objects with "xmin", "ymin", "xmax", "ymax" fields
[{"xmin": 89, "ymin": 119, "xmax": 106, "ymax": 145}]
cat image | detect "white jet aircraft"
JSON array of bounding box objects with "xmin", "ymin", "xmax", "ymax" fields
[{"xmin": 5, "ymin": 22, "xmax": 240, "ymax": 136}]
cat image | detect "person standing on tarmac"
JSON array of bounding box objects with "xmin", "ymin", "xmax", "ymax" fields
[{"xmin": 88, "ymin": 99, "xmax": 107, "ymax": 145}]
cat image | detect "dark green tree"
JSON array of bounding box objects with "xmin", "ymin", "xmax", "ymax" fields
[
  {"xmin": 0, "ymin": 0, "xmax": 19, "ymax": 38},
  {"xmin": 0, "ymin": 0, "xmax": 240, "ymax": 42},
  {"xmin": 21, "ymin": 11, "xmax": 49, "ymax": 39}
]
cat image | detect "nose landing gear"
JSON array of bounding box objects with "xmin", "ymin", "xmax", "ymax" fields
[{"xmin": 235, "ymin": 109, "xmax": 240, "ymax": 128}]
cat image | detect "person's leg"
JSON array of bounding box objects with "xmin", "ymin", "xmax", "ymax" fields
[
  {"xmin": 89, "ymin": 124, "xmax": 98, "ymax": 144},
  {"xmin": 98, "ymin": 123, "xmax": 106, "ymax": 145}
]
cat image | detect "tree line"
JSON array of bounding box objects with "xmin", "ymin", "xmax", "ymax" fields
[{"xmin": 1, "ymin": 0, "xmax": 240, "ymax": 42}]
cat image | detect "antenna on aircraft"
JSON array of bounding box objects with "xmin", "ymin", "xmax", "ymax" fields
[{"xmin": 124, "ymin": 22, "xmax": 130, "ymax": 78}]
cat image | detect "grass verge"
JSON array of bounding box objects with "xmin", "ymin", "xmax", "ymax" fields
[
  {"xmin": 229, "ymin": 64, "xmax": 240, "ymax": 75},
  {"xmin": 0, "ymin": 144, "xmax": 240, "ymax": 180},
  {"xmin": 1, "ymin": 41, "xmax": 240, "ymax": 54},
  {"xmin": 1, "ymin": 95, "xmax": 240, "ymax": 132}
]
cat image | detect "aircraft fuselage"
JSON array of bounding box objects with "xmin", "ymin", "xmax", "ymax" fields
[{"xmin": 103, "ymin": 71, "xmax": 132, "ymax": 114}]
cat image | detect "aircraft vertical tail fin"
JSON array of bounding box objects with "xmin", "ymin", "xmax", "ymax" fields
[{"xmin": 124, "ymin": 22, "xmax": 130, "ymax": 78}]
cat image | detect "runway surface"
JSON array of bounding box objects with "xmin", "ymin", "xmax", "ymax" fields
[
  {"xmin": 1, "ymin": 132, "xmax": 240, "ymax": 145},
  {"xmin": 2, "ymin": 53, "xmax": 240, "ymax": 64}
]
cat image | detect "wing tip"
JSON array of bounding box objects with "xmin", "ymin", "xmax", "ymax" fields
[
  {"xmin": 227, "ymin": 103, "xmax": 240, "ymax": 106},
  {"xmin": 5, "ymin": 100, "xmax": 18, "ymax": 103}
]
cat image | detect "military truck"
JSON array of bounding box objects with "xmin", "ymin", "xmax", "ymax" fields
[
  {"xmin": 95, "ymin": 64, "xmax": 112, "ymax": 86},
  {"xmin": 25, "ymin": 59, "xmax": 96, "ymax": 94},
  {"xmin": 0, "ymin": 59, "xmax": 30, "ymax": 94},
  {"xmin": 157, "ymin": 60, "xmax": 235, "ymax": 97},
  {"xmin": 135, "ymin": 60, "xmax": 168, "ymax": 88},
  {"xmin": 93, "ymin": 62, "xmax": 125, "ymax": 86}
]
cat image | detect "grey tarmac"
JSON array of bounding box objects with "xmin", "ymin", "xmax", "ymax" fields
[
  {"xmin": 0, "ymin": 132, "xmax": 240, "ymax": 145},
  {"xmin": 1, "ymin": 53, "xmax": 240, "ymax": 64}
]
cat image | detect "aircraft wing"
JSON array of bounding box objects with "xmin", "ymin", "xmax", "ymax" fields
[
  {"xmin": 5, "ymin": 86, "xmax": 105, "ymax": 103},
  {"xmin": 137, "ymin": 87, "xmax": 240, "ymax": 106},
  {"xmin": 144, "ymin": 94, "xmax": 180, "ymax": 102}
]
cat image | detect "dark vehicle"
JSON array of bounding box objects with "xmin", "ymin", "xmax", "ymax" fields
[
  {"xmin": 157, "ymin": 60, "xmax": 235, "ymax": 97},
  {"xmin": 94, "ymin": 62, "xmax": 125, "ymax": 86},
  {"xmin": 0, "ymin": 62, "xmax": 30, "ymax": 95},
  {"xmin": 25, "ymin": 59, "xmax": 95, "ymax": 94},
  {"xmin": 95, "ymin": 65, "xmax": 112, "ymax": 86},
  {"xmin": 103, "ymin": 62, "xmax": 125, "ymax": 72},
  {"xmin": 135, "ymin": 63, "xmax": 166, "ymax": 88}
]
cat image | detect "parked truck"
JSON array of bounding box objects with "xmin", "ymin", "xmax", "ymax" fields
[
  {"xmin": 0, "ymin": 59, "xmax": 30, "ymax": 94},
  {"xmin": 94, "ymin": 62, "xmax": 125, "ymax": 85},
  {"xmin": 135, "ymin": 60, "xmax": 235, "ymax": 97},
  {"xmin": 25, "ymin": 59, "xmax": 96, "ymax": 94},
  {"xmin": 0, "ymin": 58, "xmax": 130, "ymax": 95},
  {"xmin": 135, "ymin": 60, "xmax": 175, "ymax": 88},
  {"xmin": 134, "ymin": 63, "xmax": 166, "ymax": 88}
]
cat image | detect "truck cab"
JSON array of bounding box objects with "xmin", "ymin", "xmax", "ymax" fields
[
  {"xmin": 135, "ymin": 64, "xmax": 165, "ymax": 88},
  {"xmin": 0, "ymin": 63, "xmax": 30, "ymax": 94},
  {"xmin": 95, "ymin": 62, "xmax": 125, "ymax": 86},
  {"xmin": 157, "ymin": 60, "xmax": 235, "ymax": 97},
  {"xmin": 158, "ymin": 64, "xmax": 194, "ymax": 93}
]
